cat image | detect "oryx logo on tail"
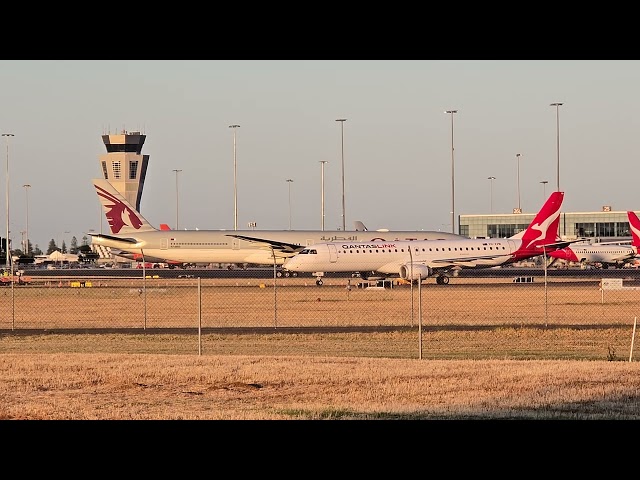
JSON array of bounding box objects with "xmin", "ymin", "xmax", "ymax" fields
[{"xmin": 95, "ymin": 184, "xmax": 145, "ymax": 234}]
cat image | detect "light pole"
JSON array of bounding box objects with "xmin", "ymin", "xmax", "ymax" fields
[
  {"xmin": 550, "ymin": 102, "xmax": 563, "ymax": 192},
  {"xmin": 23, "ymin": 184, "xmax": 30, "ymax": 256},
  {"xmin": 516, "ymin": 153, "xmax": 522, "ymax": 212},
  {"xmin": 487, "ymin": 176, "xmax": 496, "ymax": 214},
  {"xmin": 172, "ymin": 169, "xmax": 182, "ymax": 230},
  {"xmin": 319, "ymin": 160, "xmax": 328, "ymax": 231},
  {"xmin": 445, "ymin": 110, "xmax": 458, "ymax": 234},
  {"xmin": 540, "ymin": 180, "xmax": 549, "ymax": 202},
  {"xmin": 2, "ymin": 133, "xmax": 14, "ymax": 268},
  {"xmin": 286, "ymin": 179, "xmax": 294, "ymax": 230},
  {"xmin": 229, "ymin": 124, "xmax": 240, "ymax": 230},
  {"xmin": 335, "ymin": 118, "xmax": 347, "ymax": 230}
]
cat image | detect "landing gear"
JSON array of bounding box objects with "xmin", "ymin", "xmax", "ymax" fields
[
  {"xmin": 436, "ymin": 275, "xmax": 450, "ymax": 285},
  {"xmin": 316, "ymin": 279, "xmax": 324, "ymax": 286}
]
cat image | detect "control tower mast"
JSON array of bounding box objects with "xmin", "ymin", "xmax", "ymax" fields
[{"xmin": 98, "ymin": 129, "xmax": 149, "ymax": 212}]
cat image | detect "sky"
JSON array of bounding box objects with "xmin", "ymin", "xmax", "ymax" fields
[{"xmin": 1, "ymin": 59, "xmax": 639, "ymax": 251}]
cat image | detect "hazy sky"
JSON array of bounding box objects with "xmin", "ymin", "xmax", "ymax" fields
[{"xmin": 1, "ymin": 60, "xmax": 639, "ymax": 250}]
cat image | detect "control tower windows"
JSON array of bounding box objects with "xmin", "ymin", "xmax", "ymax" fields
[{"xmin": 129, "ymin": 161, "xmax": 138, "ymax": 180}]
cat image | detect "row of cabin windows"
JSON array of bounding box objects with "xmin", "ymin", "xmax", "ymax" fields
[
  {"xmin": 338, "ymin": 245, "xmax": 507, "ymax": 254},
  {"xmin": 169, "ymin": 242, "xmax": 229, "ymax": 246}
]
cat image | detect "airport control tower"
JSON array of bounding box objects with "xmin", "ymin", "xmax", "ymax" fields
[{"xmin": 98, "ymin": 130, "xmax": 149, "ymax": 212}]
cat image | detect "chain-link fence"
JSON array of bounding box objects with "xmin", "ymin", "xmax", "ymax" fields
[{"xmin": 1, "ymin": 270, "xmax": 639, "ymax": 360}]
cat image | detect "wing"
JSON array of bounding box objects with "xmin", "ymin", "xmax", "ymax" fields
[
  {"xmin": 225, "ymin": 234, "xmax": 305, "ymax": 256},
  {"xmin": 427, "ymin": 254, "xmax": 512, "ymax": 268}
]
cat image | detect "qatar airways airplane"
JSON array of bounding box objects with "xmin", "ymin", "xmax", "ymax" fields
[
  {"xmin": 283, "ymin": 191, "xmax": 569, "ymax": 285},
  {"xmin": 88, "ymin": 179, "xmax": 462, "ymax": 270}
]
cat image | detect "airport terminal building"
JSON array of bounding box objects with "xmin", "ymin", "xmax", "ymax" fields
[{"xmin": 460, "ymin": 207, "xmax": 637, "ymax": 243}]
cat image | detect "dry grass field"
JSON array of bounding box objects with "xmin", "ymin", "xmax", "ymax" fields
[
  {"xmin": 2, "ymin": 352, "xmax": 640, "ymax": 420},
  {"xmin": 2, "ymin": 276, "xmax": 640, "ymax": 419}
]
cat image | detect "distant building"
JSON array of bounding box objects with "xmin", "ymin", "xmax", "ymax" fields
[{"xmin": 460, "ymin": 206, "xmax": 636, "ymax": 243}]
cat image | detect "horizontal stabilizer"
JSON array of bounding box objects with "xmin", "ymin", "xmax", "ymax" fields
[
  {"xmin": 537, "ymin": 239, "xmax": 585, "ymax": 250},
  {"xmin": 88, "ymin": 233, "xmax": 139, "ymax": 245}
]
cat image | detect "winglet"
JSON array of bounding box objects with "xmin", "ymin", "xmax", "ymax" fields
[{"xmin": 354, "ymin": 221, "xmax": 368, "ymax": 232}]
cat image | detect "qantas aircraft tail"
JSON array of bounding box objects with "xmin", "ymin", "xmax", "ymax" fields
[
  {"xmin": 627, "ymin": 211, "xmax": 640, "ymax": 250},
  {"xmin": 510, "ymin": 191, "xmax": 565, "ymax": 260},
  {"xmin": 93, "ymin": 179, "xmax": 157, "ymax": 235}
]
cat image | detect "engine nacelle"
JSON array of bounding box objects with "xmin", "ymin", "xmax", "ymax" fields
[{"xmin": 399, "ymin": 264, "xmax": 432, "ymax": 281}]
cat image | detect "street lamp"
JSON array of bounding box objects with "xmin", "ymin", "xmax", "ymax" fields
[
  {"xmin": 2, "ymin": 133, "xmax": 14, "ymax": 268},
  {"xmin": 540, "ymin": 180, "xmax": 549, "ymax": 202},
  {"xmin": 550, "ymin": 102, "xmax": 563, "ymax": 192},
  {"xmin": 487, "ymin": 176, "xmax": 496, "ymax": 214},
  {"xmin": 444, "ymin": 110, "xmax": 458, "ymax": 234},
  {"xmin": 286, "ymin": 179, "xmax": 294, "ymax": 230},
  {"xmin": 172, "ymin": 169, "xmax": 182, "ymax": 230},
  {"xmin": 229, "ymin": 124, "xmax": 240, "ymax": 230},
  {"xmin": 335, "ymin": 118, "xmax": 347, "ymax": 230},
  {"xmin": 23, "ymin": 184, "xmax": 30, "ymax": 256},
  {"xmin": 516, "ymin": 153, "xmax": 522, "ymax": 212},
  {"xmin": 319, "ymin": 160, "xmax": 328, "ymax": 231}
]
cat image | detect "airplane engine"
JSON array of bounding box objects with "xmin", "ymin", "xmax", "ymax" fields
[{"xmin": 399, "ymin": 264, "xmax": 432, "ymax": 281}]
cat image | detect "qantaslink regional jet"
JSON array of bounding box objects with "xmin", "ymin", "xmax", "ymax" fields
[{"xmin": 283, "ymin": 191, "xmax": 571, "ymax": 285}]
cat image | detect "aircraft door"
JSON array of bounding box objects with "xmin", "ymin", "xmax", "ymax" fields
[
  {"xmin": 232, "ymin": 239, "xmax": 240, "ymax": 250},
  {"xmin": 508, "ymin": 240, "xmax": 517, "ymax": 253},
  {"xmin": 161, "ymin": 238, "xmax": 168, "ymax": 250},
  {"xmin": 328, "ymin": 244, "xmax": 338, "ymax": 263}
]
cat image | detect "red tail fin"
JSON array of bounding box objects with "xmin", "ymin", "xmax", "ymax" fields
[
  {"xmin": 512, "ymin": 191, "xmax": 564, "ymax": 259},
  {"xmin": 627, "ymin": 211, "xmax": 640, "ymax": 248}
]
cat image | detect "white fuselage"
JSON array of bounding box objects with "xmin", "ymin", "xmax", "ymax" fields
[
  {"xmin": 283, "ymin": 238, "xmax": 522, "ymax": 276},
  {"xmin": 550, "ymin": 243, "xmax": 637, "ymax": 265},
  {"xmin": 90, "ymin": 230, "xmax": 463, "ymax": 266}
]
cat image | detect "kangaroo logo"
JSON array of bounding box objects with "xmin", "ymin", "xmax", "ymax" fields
[
  {"xmin": 95, "ymin": 184, "xmax": 144, "ymax": 234},
  {"xmin": 628, "ymin": 213, "xmax": 640, "ymax": 243},
  {"xmin": 521, "ymin": 195, "xmax": 562, "ymax": 251}
]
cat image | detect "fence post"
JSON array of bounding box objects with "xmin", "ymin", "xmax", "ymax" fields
[{"xmin": 630, "ymin": 316, "xmax": 637, "ymax": 362}]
